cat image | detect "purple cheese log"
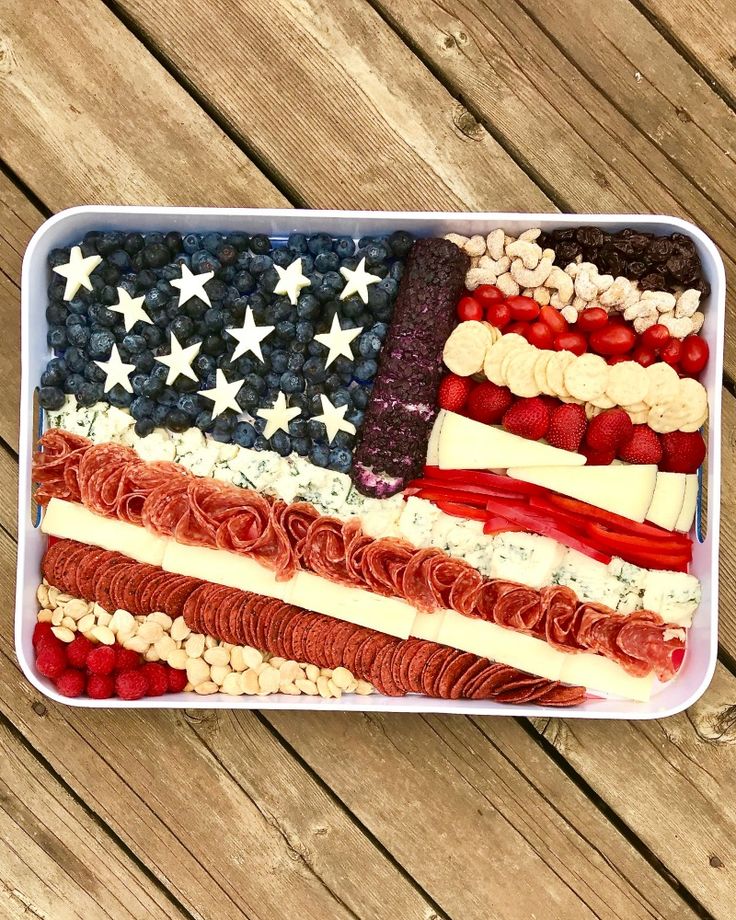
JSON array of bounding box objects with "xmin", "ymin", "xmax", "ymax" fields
[{"xmin": 350, "ymin": 238, "xmax": 470, "ymax": 497}]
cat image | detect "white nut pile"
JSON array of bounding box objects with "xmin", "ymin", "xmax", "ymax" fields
[
  {"xmin": 445, "ymin": 230, "xmax": 704, "ymax": 338},
  {"xmin": 36, "ymin": 582, "xmax": 374, "ymax": 699}
]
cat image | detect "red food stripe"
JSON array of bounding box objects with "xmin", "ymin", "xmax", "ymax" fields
[
  {"xmin": 34, "ymin": 431, "xmax": 685, "ymax": 680},
  {"xmin": 42, "ymin": 539, "xmax": 585, "ymax": 706}
]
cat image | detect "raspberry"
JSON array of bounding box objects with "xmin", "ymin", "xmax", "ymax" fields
[
  {"xmin": 546, "ymin": 403, "xmax": 588, "ymax": 452},
  {"xmin": 140, "ymin": 662, "xmax": 168, "ymax": 697},
  {"xmin": 502, "ymin": 397, "xmax": 551, "ymax": 440},
  {"xmin": 660, "ymin": 431, "xmax": 706, "ymax": 474},
  {"xmin": 167, "ymin": 667, "xmax": 188, "ymax": 693},
  {"xmin": 115, "ymin": 669, "xmax": 150, "ymax": 701},
  {"xmin": 618, "ymin": 425, "xmax": 663, "ymax": 465},
  {"xmin": 32, "ymin": 621, "xmax": 54, "ymax": 648},
  {"xmin": 585, "ymin": 408, "xmax": 633, "ymax": 452},
  {"xmin": 86, "ymin": 645, "xmax": 116, "ymax": 676},
  {"xmin": 36, "ymin": 643, "xmax": 67, "ymax": 679},
  {"xmin": 67, "ymin": 635, "xmax": 94, "ymax": 669},
  {"xmin": 86, "ymin": 674, "xmax": 115, "ymax": 699},
  {"xmin": 466, "ymin": 382, "xmax": 514, "ymax": 425},
  {"xmin": 114, "ymin": 646, "xmax": 140, "ymax": 671},
  {"xmin": 437, "ymin": 373, "xmax": 473, "ymax": 412},
  {"xmin": 56, "ymin": 668, "xmax": 86, "ymax": 698},
  {"xmin": 582, "ymin": 445, "xmax": 616, "ymax": 466}
]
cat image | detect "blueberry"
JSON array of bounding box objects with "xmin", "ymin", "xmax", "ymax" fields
[
  {"xmin": 242, "ymin": 373, "xmax": 264, "ymax": 395},
  {"xmin": 135, "ymin": 350, "xmax": 155, "ymax": 374},
  {"xmin": 357, "ymin": 330, "xmax": 381, "ymax": 358},
  {"xmin": 377, "ymin": 276, "xmax": 398, "ymax": 299},
  {"xmin": 38, "ymin": 386, "xmax": 66, "ymax": 410},
  {"xmin": 233, "ymin": 355, "xmax": 258, "ymax": 378},
  {"xmin": 280, "ymin": 371, "xmax": 303, "ymax": 394},
  {"xmin": 142, "ymin": 325, "xmax": 163, "ymax": 349},
  {"xmin": 347, "ymin": 409, "xmax": 365, "ymax": 428},
  {"xmin": 236, "ymin": 386, "xmax": 259, "ymax": 410},
  {"xmin": 46, "ymin": 303, "xmax": 68, "ymax": 325},
  {"xmin": 288, "ymin": 417, "xmax": 307, "ymax": 438},
  {"xmin": 275, "ymin": 320, "xmax": 295, "ymax": 341},
  {"xmin": 158, "ymin": 386, "xmax": 178, "ymax": 408},
  {"xmin": 332, "ymin": 356, "xmax": 354, "ymax": 377},
  {"xmin": 287, "ymin": 233, "xmax": 308, "ymax": 254},
  {"xmin": 124, "ymin": 233, "xmax": 145, "ymax": 255},
  {"xmin": 47, "ymin": 326, "xmax": 67, "ymax": 350},
  {"xmin": 130, "ymin": 396, "xmax": 154, "ymax": 420},
  {"xmin": 250, "ymin": 254, "xmax": 273, "ymax": 276},
  {"xmin": 388, "ymin": 230, "xmax": 414, "ymax": 258},
  {"xmin": 202, "ymin": 334, "xmax": 226, "ymax": 356},
  {"xmin": 309, "ymin": 443, "xmax": 330, "ymax": 467},
  {"xmin": 314, "ymin": 250, "xmax": 340, "ymax": 273},
  {"xmin": 88, "ymin": 330, "xmax": 115, "ymax": 359},
  {"xmin": 272, "ymin": 248, "xmax": 294, "ymax": 268},
  {"xmin": 202, "ymin": 308, "xmax": 224, "ymax": 332},
  {"xmin": 352, "ymin": 387, "xmax": 370, "ymax": 410},
  {"xmin": 101, "ymin": 283, "xmax": 121, "ymax": 304},
  {"xmin": 287, "ymin": 351, "xmax": 305, "ymax": 371},
  {"xmin": 143, "ymin": 243, "xmax": 170, "ymax": 269},
  {"xmin": 134, "ymin": 417, "xmax": 155, "ymax": 438},
  {"xmin": 389, "ymin": 261, "xmax": 404, "ymax": 282},
  {"xmin": 295, "ymin": 294, "xmax": 319, "ymax": 321},
  {"xmin": 265, "ymin": 371, "xmax": 281, "ymax": 389},
  {"xmin": 145, "ymin": 232, "xmax": 165, "ymax": 246},
  {"xmin": 307, "ymin": 233, "xmax": 332, "ymax": 256},
  {"xmin": 325, "ymin": 373, "xmax": 342, "ymax": 393},
  {"xmin": 108, "ymin": 386, "xmax": 133, "ymax": 408},
  {"xmin": 268, "ymin": 431, "xmax": 290, "ymax": 457},
  {"xmin": 332, "ymin": 431, "xmax": 354, "ymax": 450},
  {"xmin": 150, "ymin": 404, "xmax": 166, "ymax": 426},
  {"xmin": 249, "ymin": 234, "xmax": 271, "ymax": 255},
  {"xmin": 174, "ymin": 375, "xmax": 199, "ymax": 393},
  {"xmin": 165, "ymin": 231, "xmax": 182, "ymax": 253},
  {"xmin": 234, "ymin": 271, "xmax": 255, "ymax": 294},
  {"xmin": 211, "ymin": 414, "xmax": 236, "ymax": 441},
  {"xmin": 233, "ymin": 421, "xmax": 257, "ymax": 448},
  {"xmin": 195, "ymin": 409, "xmax": 214, "ymax": 432},
  {"xmin": 301, "ymin": 356, "xmax": 325, "ymax": 383},
  {"xmin": 357, "ymin": 235, "xmax": 374, "ymax": 250},
  {"xmin": 64, "ymin": 373, "xmax": 85, "ymax": 395},
  {"xmin": 353, "ymin": 359, "xmax": 377, "ymax": 383},
  {"xmin": 307, "ymin": 417, "xmax": 324, "ymax": 439},
  {"xmin": 41, "ymin": 358, "xmax": 67, "ymax": 388},
  {"xmin": 335, "ymin": 237, "xmax": 355, "ymax": 259},
  {"xmin": 328, "ymin": 447, "xmax": 352, "ymax": 473},
  {"xmin": 254, "ymin": 434, "xmax": 269, "ymax": 451},
  {"xmin": 200, "ymin": 232, "xmax": 222, "ymax": 255},
  {"xmin": 66, "ymin": 324, "xmax": 90, "ymax": 348},
  {"xmin": 77, "ymin": 381, "xmax": 103, "ymax": 407},
  {"xmin": 142, "ymin": 374, "xmax": 164, "ymax": 398},
  {"xmin": 331, "ymin": 387, "xmax": 352, "ymax": 408},
  {"xmin": 228, "ymin": 232, "xmax": 250, "ymax": 252},
  {"xmin": 84, "ymin": 361, "xmax": 107, "ymax": 383},
  {"xmin": 206, "ymin": 279, "xmax": 228, "ymax": 302},
  {"xmin": 165, "ymin": 408, "xmax": 190, "ymax": 432},
  {"xmin": 294, "ymin": 319, "xmax": 314, "ymax": 343},
  {"xmin": 292, "ymin": 437, "xmax": 309, "ymax": 456},
  {"xmin": 191, "ymin": 250, "xmax": 221, "ymax": 275},
  {"xmin": 64, "ymin": 347, "xmax": 86, "ymax": 373},
  {"xmin": 122, "ymin": 333, "xmax": 146, "ymax": 355}
]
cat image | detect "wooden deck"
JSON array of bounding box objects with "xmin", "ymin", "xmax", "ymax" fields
[{"xmin": 1, "ymin": 1, "xmax": 735, "ymax": 917}]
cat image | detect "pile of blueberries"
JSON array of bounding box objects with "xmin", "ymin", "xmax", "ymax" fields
[{"xmin": 40, "ymin": 228, "xmax": 414, "ymax": 473}]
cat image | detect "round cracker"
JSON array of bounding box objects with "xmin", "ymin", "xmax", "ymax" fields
[
  {"xmin": 648, "ymin": 402, "xmax": 684, "ymax": 433},
  {"xmin": 590, "ymin": 393, "xmax": 616, "ymax": 409},
  {"xmin": 564, "ymin": 353, "xmax": 609, "ymax": 401},
  {"xmin": 678, "ymin": 377, "xmax": 708, "ymax": 431},
  {"xmin": 443, "ymin": 321, "xmax": 491, "ymax": 376},
  {"xmin": 606, "ymin": 360, "xmax": 648, "ymax": 406},
  {"xmin": 484, "ymin": 334, "xmax": 529, "ymax": 385},
  {"xmin": 644, "ymin": 362, "xmax": 679, "ymax": 407},
  {"xmin": 506, "ymin": 349, "xmax": 542, "ymax": 397},
  {"xmin": 533, "ymin": 350, "xmax": 555, "ymax": 396},
  {"xmin": 546, "ymin": 351, "xmax": 575, "ymax": 398}
]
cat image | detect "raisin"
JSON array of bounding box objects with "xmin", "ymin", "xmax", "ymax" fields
[
  {"xmin": 627, "ymin": 260, "xmax": 649, "ymax": 279},
  {"xmin": 576, "ymin": 226, "xmax": 605, "ymax": 249},
  {"xmin": 640, "ymin": 272, "xmax": 666, "ymax": 291},
  {"xmin": 648, "ymin": 237, "xmax": 673, "ymax": 264}
]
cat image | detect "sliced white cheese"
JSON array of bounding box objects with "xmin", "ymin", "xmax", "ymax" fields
[
  {"xmin": 426, "ymin": 410, "xmax": 446, "ymax": 466},
  {"xmin": 410, "ymin": 610, "xmax": 446, "ymax": 642},
  {"xmin": 41, "ymin": 498, "xmax": 168, "ymax": 565},
  {"xmin": 163, "ymin": 542, "xmax": 291, "ymax": 600},
  {"xmin": 675, "ymin": 474, "xmax": 698, "ymax": 533},
  {"xmin": 508, "ymin": 464, "xmax": 658, "ymax": 523},
  {"xmin": 438, "ymin": 411, "xmax": 586, "ymax": 470},
  {"xmin": 645, "ymin": 472, "xmax": 687, "ymax": 531}
]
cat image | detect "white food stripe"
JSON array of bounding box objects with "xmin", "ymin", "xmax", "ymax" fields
[
  {"xmin": 41, "ymin": 498, "xmax": 655, "ymax": 700},
  {"xmin": 46, "ymin": 398, "xmax": 701, "ymax": 625}
]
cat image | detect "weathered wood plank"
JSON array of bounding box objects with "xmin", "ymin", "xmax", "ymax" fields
[
  {"xmin": 0, "ymin": 718, "xmax": 188, "ymax": 920},
  {"xmin": 639, "ymin": 0, "xmax": 736, "ymax": 100},
  {"xmin": 108, "ymin": 0, "xmax": 551, "ymax": 212},
  {"xmin": 370, "ymin": 0, "xmax": 736, "ymax": 376},
  {"xmin": 0, "ymin": 0, "xmax": 287, "ymax": 210}
]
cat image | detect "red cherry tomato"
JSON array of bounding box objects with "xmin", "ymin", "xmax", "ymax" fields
[
  {"xmin": 577, "ymin": 307, "xmax": 608, "ymax": 333},
  {"xmin": 474, "ymin": 284, "xmax": 504, "ymax": 308},
  {"xmin": 640, "ymin": 323, "xmax": 671, "ymax": 352},
  {"xmin": 485, "ymin": 301, "xmax": 512, "ymax": 329},
  {"xmin": 632, "ymin": 345, "xmax": 657, "ymax": 368},
  {"xmin": 661, "ymin": 338, "xmax": 682, "ymax": 367},
  {"xmin": 526, "ymin": 321, "xmax": 555, "ymax": 349},
  {"xmin": 589, "ymin": 324, "xmax": 636, "ymax": 356},
  {"xmin": 679, "ymin": 335, "xmax": 709, "ymax": 375},
  {"xmin": 554, "ymin": 331, "xmax": 588, "ymax": 356},
  {"xmin": 539, "ymin": 305, "xmax": 568, "ymax": 336},
  {"xmin": 457, "ymin": 296, "xmax": 483, "ymax": 322},
  {"xmin": 506, "ymin": 321, "xmax": 531, "ymax": 340},
  {"xmin": 506, "ymin": 295, "xmax": 540, "ymax": 322}
]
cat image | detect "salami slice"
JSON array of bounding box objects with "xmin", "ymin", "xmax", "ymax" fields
[
  {"xmin": 280, "ymin": 502, "xmax": 321, "ymax": 563},
  {"xmin": 141, "ymin": 478, "xmax": 191, "ymax": 537},
  {"xmin": 361, "ymin": 538, "xmax": 413, "ymax": 597},
  {"xmin": 448, "ymin": 567, "xmax": 484, "ymax": 618},
  {"xmin": 473, "ymin": 580, "xmax": 522, "ymax": 622},
  {"xmin": 302, "ymin": 517, "xmax": 350, "ymax": 584},
  {"xmin": 215, "ymin": 492, "xmax": 272, "ymax": 555},
  {"xmin": 116, "ymin": 460, "xmax": 189, "ymax": 525},
  {"xmin": 539, "ymin": 586, "xmax": 585, "ymax": 651},
  {"xmin": 33, "ymin": 430, "xmax": 91, "ymax": 503},
  {"xmin": 493, "ymin": 584, "xmax": 544, "ymax": 634},
  {"xmin": 616, "ymin": 611, "xmax": 684, "ymax": 682},
  {"xmin": 343, "ymin": 519, "xmax": 372, "ymax": 584}
]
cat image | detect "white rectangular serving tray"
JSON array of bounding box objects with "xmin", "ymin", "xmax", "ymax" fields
[{"xmin": 17, "ymin": 206, "xmax": 725, "ymax": 717}]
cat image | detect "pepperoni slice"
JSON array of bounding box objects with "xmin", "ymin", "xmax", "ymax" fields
[
  {"xmin": 536, "ymin": 683, "xmax": 587, "ymax": 706},
  {"xmin": 33, "ymin": 430, "xmax": 91, "ymax": 503}
]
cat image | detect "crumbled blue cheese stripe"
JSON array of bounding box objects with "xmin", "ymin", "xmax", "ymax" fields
[{"xmin": 47, "ymin": 397, "xmax": 700, "ymax": 626}]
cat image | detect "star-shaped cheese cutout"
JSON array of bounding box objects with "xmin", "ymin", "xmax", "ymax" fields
[
  {"xmin": 225, "ymin": 307, "xmax": 275, "ymax": 363},
  {"xmin": 311, "ymin": 394, "xmax": 357, "ymax": 445},
  {"xmin": 95, "ymin": 343, "xmax": 136, "ymax": 394},
  {"xmin": 109, "ymin": 287, "xmax": 152, "ymax": 332},
  {"xmin": 52, "ymin": 246, "xmax": 102, "ymax": 301},
  {"xmin": 156, "ymin": 333, "xmax": 201, "ymax": 385},
  {"xmin": 313, "ymin": 314, "xmax": 362, "ymax": 368},
  {"xmin": 256, "ymin": 392, "xmax": 302, "ymax": 440},
  {"xmin": 171, "ymin": 264, "xmax": 214, "ymax": 307},
  {"xmin": 198, "ymin": 369, "xmax": 244, "ymax": 419},
  {"xmin": 339, "ymin": 257, "xmax": 381, "ymax": 304},
  {"xmin": 273, "ymin": 257, "xmax": 311, "ymax": 305}
]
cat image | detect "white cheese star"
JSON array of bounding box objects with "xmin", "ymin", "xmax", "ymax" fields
[
  {"xmin": 95, "ymin": 343, "xmax": 136, "ymax": 394},
  {"xmin": 52, "ymin": 246, "xmax": 103, "ymax": 301},
  {"xmin": 339, "ymin": 257, "xmax": 381, "ymax": 304},
  {"xmin": 156, "ymin": 333, "xmax": 202, "ymax": 385},
  {"xmin": 256, "ymin": 391, "xmax": 302, "ymax": 440},
  {"xmin": 171, "ymin": 264, "xmax": 214, "ymax": 307},
  {"xmin": 273, "ymin": 257, "xmax": 311, "ymax": 305},
  {"xmin": 198, "ymin": 369, "xmax": 244, "ymax": 419},
  {"xmin": 311, "ymin": 394, "xmax": 357, "ymax": 445},
  {"xmin": 313, "ymin": 314, "xmax": 363, "ymax": 368},
  {"xmin": 225, "ymin": 307, "xmax": 275, "ymax": 363},
  {"xmin": 109, "ymin": 287, "xmax": 153, "ymax": 332}
]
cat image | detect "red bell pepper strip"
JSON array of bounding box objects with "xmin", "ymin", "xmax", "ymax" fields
[
  {"xmin": 434, "ymin": 501, "xmax": 489, "ymax": 522},
  {"xmin": 585, "ymin": 522, "xmax": 692, "ymax": 565},
  {"xmin": 407, "ymin": 477, "xmax": 530, "ymax": 501},
  {"xmin": 411, "ymin": 487, "xmax": 488, "ymax": 509},
  {"xmin": 424, "ymin": 466, "xmax": 547, "ymax": 496},
  {"xmin": 483, "ymin": 514, "xmax": 526, "ymax": 534}
]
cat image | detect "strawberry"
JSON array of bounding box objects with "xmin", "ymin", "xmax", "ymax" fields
[
  {"xmin": 438, "ymin": 374, "xmax": 473, "ymax": 412},
  {"xmin": 585, "ymin": 408, "xmax": 633, "ymax": 452},
  {"xmin": 660, "ymin": 431, "xmax": 706, "ymax": 474},
  {"xmin": 466, "ymin": 382, "xmax": 514, "ymax": 424},
  {"xmin": 546, "ymin": 403, "xmax": 587, "ymax": 452},
  {"xmin": 582, "ymin": 444, "xmax": 616, "ymax": 465},
  {"xmin": 618, "ymin": 425, "xmax": 663, "ymax": 465},
  {"xmin": 502, "ymin": 397, "xmax": 551, "ymax": 440}
]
